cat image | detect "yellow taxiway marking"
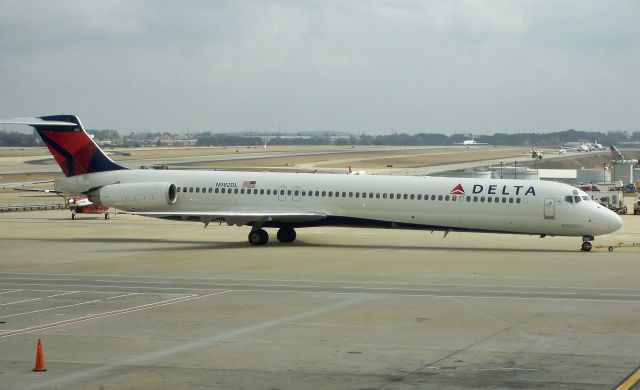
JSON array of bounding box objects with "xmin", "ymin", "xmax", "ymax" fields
[{"xmin": 616, "ymin": 366, "xmax": 640, "ymax": 390}]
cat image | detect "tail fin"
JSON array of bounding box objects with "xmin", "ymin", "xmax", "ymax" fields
[
  {"xmin": 610, "ymin": 145, "xmax": 624, "ymax": 160},
  {"xmin": 0, "ymin": 115, "xmax": 126, "ymax": 177}
]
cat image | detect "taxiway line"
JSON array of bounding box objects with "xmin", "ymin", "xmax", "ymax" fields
[{"xmin": 0, "ymin": 290, "xmax": 230, "ymax": 339}]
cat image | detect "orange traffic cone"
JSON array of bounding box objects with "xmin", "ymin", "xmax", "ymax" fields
[{"xmin": 33, "ymin": 338, "xmax": 46, "ymax": 372}]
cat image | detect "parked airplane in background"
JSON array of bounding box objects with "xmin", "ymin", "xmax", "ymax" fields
[
  {"xmin": 14, "ymin": 188, "xmax": 110, "ymax": 219},
  {"xmin": 610, "ymin": 145, "xmax": 639, "ymax": 165},
  {"xmin": 0, "ymin": 115, "xmax": 622, "ymax": 251},
  {"xmin": 67, "ymin": 195, "xmax": 110, "ymax": 219},
  {"xmin": 455, "ymin": 136, "xmax": 488, "ymax": 146}
]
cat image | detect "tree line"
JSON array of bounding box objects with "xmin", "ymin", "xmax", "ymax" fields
[{"xmin": 1, "ymin": 128, "xmax": 638, "ymax": 147}]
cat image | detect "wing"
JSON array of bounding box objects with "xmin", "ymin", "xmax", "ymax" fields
[{"xmin": 122, "ymin": 210, "xmax": 327, "ymax": 226}]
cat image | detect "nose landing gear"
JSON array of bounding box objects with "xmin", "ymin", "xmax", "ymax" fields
[{"xmin": 581, "ymin": 235, "xmax": 594, "ymax": 252}]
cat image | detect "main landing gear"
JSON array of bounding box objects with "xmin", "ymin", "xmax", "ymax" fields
[
  {"xmin": 581, "ymin": 235, "xmax": 594, "ymax": 252},
  {"xmin": 247, "ymin": 227, "xmax": 297, "ymax": 245}
]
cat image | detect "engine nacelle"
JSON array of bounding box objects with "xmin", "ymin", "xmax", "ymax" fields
[{"xmin": 88, "ymin": 182, "xmax": 177, "ymax": 211}]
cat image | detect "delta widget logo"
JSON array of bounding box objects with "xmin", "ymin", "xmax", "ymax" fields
[{"xmin": 450, "ymin": 184, "xmax": 465, "ymax": 195}]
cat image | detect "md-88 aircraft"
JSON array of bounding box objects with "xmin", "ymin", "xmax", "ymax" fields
[{"xmin": 1, "ymin": 115, "xmax": 622, "ymax": 251}]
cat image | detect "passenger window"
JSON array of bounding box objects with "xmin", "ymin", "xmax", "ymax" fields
[
  {"xmin": 266, "ymin": 189, "xmax": 271, "ymax": 195},
  {"xmin": 369, "ymin": 193, "xmax": 374, "ymax": 198},
  {"xmin": 480, "ymin": 196, "xmax": 485, "ymax": 202},
  {"xmin": 196, "ymin": 187, "xmax": 200, "ymax": 193},
  {"xmin": 322, "ymin": 191, "xmax": 326, "ymax": 197},
  {"xmin": 315, "ymin": 191, "xmax": 320, "ymax": 196},
  {"xmin": 240, "ymin": 189, "xmax": 244, "ymax": 194},
  {"xmin": 383, "ymin": 193, "xmax": 387, "ymax": 199},
  {"xmin": 177, "ymin": 187, "xmax": 181, "ymax": 192},
  {"xmin": 431, "ymin": 195, "xmax": 436, "ymax": 201},
  {"xmin": 438, "ymin": 195, "xmax": 442, "ymax": 201},
  {"xmin": 390, "ymin": 193, "xmax": 394, "ymax": 199},
  {"xmin": 280, "ymin": 190, "xmax": 285, "ymax": 195},
  {"xmin": 189, "ymin": 187, "xmax": 193, "ymax": 193},
  {"xmin": 355, "ymin": 192, "xmax": 360, "ymax": 198},
  {"xmin": 565, "ymin": 196, "xmax": 573, "ymax": 203},
  {"xmin": 287, "ymin": 190, "xmax": 292, "ymax": 196},
  {"xmin": 294, "ymin": 190, "xmax": 299, "ymax": 196},
  {"xmin": 396, "ymin": 193, "xmax": 401, "ymax": 199},
  {"xmin": 328, "ymin": 191, "xmax": 332, "ymax": 197},
  {"xmin": 342, "ymin": 192, "xmax": 346, "ymax": 197},
  {"xmin": 376, "ymin": 193, "xmax": 380, "ymax": 199},
  {"xmin": 260, "ymin": 189, "xmax": 264, "ymax": 195},
  {"xmin": 509, "ymin": 197, "xmax": 514, "ymax": 203},
  {"xmin": 452, "ymin": 195, "xmax": 457, "ymax": 201},
  {"xmin": 467, "ymin": 196, "xmax": 471, "ymax": 202},
  {"xmin": 404, "ymin": 194, "xmax": 408, "ymax": 200},
  {"xmin": 417, "ymin": 194, "xmax": 421, "ymax": 200},
  {"xmin": 516, "ymin": 198, "xmax": 521, "ymax": 204},
  {"xmin": 502, "ymin": 197, "xmax": 507, "ymax": 203},
  {"xmin": 349, "ymin": 192, "xmax": 353, "ymax": 198},
  {"xmin": 301, "ymin": 190, "xmax": 306, "ymax": 196},
  {"xmin": 473, "ymin": 196, "xmax": 478, "ymax": 202},
  {"xmin": 202, "ymin": 187, "xmax": 206, "ymax": 193},
  {"xmin": 487, "ymin": 197, "xmax": 492, "ymax": 203}
]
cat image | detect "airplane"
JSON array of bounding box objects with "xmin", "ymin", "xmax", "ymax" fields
[
  {"xmin": 67, "ymin": 195, "xmax": 110, "ymax": 220},
  {"xmin": 0, "ymin": 115, "xmax": 622, "ymax": 252},
  {"xmin": 454, "ymin": 136, "xmax": 488, "ymax": 146},
  {"xmin": 610, "ymin": 145, "xmax": 639, "ymax": 165},
  {"xmin": 564, "ymin": 142, "xmax": 591, "ymax": 152},
  {"xmin": 12, "ymin": 188, "xmax": 110, "ymax": 219},
  {"xmin": 556, "ymin": 148, "xmax": 566, "ymax": 155}
]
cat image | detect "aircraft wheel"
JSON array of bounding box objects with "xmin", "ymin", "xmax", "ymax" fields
[
  {"xmin": 248, "ymin": 229, "xmax": 269, "ymax": 246},
  {"xmin": 71, "ymin": 211, "xmax": 76, "ymax": 220},
  {"xmin": 104, "ymin": 213, "xmax": 110, "ymax": 220},
  {"xmin": 581, "ymin": 241, "xmax": 592, "ymax": 252},
  {"xmin": 277, "ymin": 227, "xmax": 297, "ymax": 243},
  {"xmin": 622, "ymin": 206, "xmax": 628, "ymax": 215}
]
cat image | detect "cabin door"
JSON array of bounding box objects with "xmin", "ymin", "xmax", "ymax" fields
[
  {"xmin": 292, "ymin": 187, "xmax": 301, "ymax": 201},
  {"xmin": 278, "ymin": 186, "xmax": 286, "ymax": 201},
  {"xmin": 544, "ymin": 198, "xmax": 555, "ymax": 219}
]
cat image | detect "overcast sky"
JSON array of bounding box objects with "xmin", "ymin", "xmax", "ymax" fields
[{"xmin": 1, "ymin": 0, "xmax": 638, "ymax": 134}]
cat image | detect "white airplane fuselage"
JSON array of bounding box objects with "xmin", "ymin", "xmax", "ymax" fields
[{"xmin": 55, "ymin": 170, "xmax": 622, "ymax": 238}]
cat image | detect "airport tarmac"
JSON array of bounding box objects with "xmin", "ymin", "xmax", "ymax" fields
[{"xmin": 1, "ymin": 210, "xmax": 639, "ymax": 389}]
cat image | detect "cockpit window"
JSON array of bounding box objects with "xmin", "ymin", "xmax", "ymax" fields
[
  {"xmin": 581, "ymin": 196, "xmax": 589, "ymax": 201},
  {"xmin": 565, "ymin": 195, "xmax": 574, "ymax": 203},
  {"xmin": 574, "ymin": 196, "xmax": 582, "ymax": 203}
]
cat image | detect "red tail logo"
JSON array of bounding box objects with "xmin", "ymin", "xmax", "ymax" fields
[{"xmin": 450, "ymin": 184, "xmax": 465, "ymax": 195}]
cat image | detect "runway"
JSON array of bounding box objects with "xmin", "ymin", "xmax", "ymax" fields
[{"xmin": 1, "ymin": 211, "xmax": 639, "ymax": 389}]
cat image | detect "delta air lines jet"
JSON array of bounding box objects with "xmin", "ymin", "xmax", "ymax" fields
[{"xmin": 1, "ymin": 115, "xmax": 622, "ymax": 251}]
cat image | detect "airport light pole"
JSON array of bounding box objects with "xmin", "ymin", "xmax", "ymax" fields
[
  {"xmin": 603, "ymin": 163, "xmax": 607, "ymax": 182},
  {"xmin": 500, "ymin": 162, "xmax": 503, "ymax": 179}
]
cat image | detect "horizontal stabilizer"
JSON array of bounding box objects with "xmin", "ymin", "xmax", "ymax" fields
[{"xmin": 0, "ymin": 117, "xmax": 78, "ymax": 127}]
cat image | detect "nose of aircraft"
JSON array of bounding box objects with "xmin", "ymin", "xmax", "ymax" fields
[{"xmin": 601, "ymin": 208, "xmax": 623, "ymax": 234}]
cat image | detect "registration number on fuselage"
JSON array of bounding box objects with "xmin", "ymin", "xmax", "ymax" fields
[{"xmin": 216, "ymin": 182, "xmax": 237, "ymax": 188}]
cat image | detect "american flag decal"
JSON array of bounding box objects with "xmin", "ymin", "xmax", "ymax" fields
[{"xmin": 243, "ymin": 180, "xmax": 256, "ymax": 188}]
